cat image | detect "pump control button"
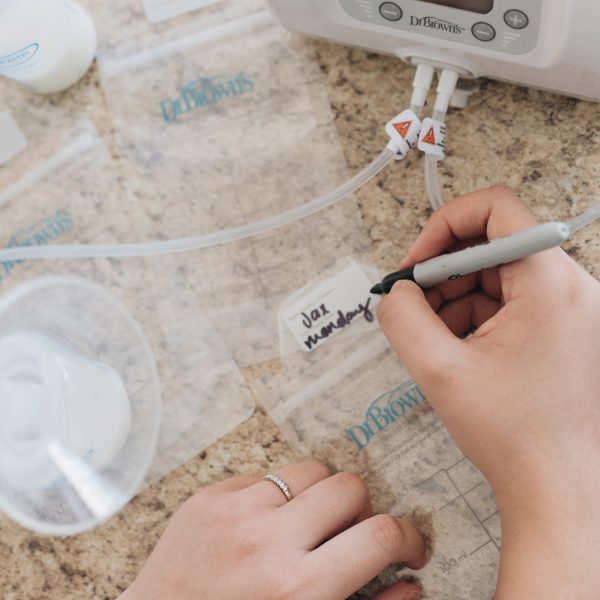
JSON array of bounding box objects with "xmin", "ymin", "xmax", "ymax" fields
[
  {"xmin": 471, "ymin": 22, "xmax": 496, "ymax": 42},
  {"xmin": 379, "ymin": 2, "xmax": 403, "ymax": 21},
  {"xmin": 504, "ymin": 9, "xmax": 529, "ymax": 29}
]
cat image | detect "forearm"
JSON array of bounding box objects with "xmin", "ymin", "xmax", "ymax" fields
[{"xmin": 495, "ymin": 481, "xmax": 600, "ymax": 599}]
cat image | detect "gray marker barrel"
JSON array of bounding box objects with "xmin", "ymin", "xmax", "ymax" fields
[{"xmin": 413, "ymin": 222, "xmax": 570, "ymax": 288}]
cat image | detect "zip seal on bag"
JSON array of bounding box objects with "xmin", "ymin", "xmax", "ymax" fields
[
  {"xmin": 0, "ymin": 112, "xmax": 27, "ymax": 167},
  {"xmin": 143, "ymin": 0, "xmax": 221, "ymax": 24}
]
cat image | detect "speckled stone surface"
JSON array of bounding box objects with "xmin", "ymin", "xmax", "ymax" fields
[{"xmin": 1, "ymin": 2, "xmax": 600, "ymax": 599}]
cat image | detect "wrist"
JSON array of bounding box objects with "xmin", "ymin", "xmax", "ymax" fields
[
  {"xmin": 495, "ymin": 464, "xmax": 600, "ymax": 599},
  {"xmin": 494, "ymin": 453, "xmax": 600, "ymax": 522}
]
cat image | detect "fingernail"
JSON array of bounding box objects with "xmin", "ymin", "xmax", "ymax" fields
[
  {"xmin": 398, "ymin": 587, "xmax": 422, "ymax": 600},
  {"xmin": 403, "ymin": 588, "xmax": 421, "ymax": 600}
]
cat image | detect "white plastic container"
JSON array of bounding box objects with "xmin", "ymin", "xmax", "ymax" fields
[{"xmin": 0, "ymin": 0, "xmax": 97, "ymax": 93}]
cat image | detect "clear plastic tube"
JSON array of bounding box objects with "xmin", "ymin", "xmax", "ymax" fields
[
  {"xmin": 424, "ymin": 155, "xmax": 443, "ymax": 211},
  {"xmin": 0, "ymin": 148, "xmax": 395, "ymax": 262},
  {"xmin": 567, "ymin": 202, "xmax": 600, "ymax": 234},
  {"xmin": 424, "ymin": 68, "xmax": 461, "ymax": 211},
  {"xmin": 424, "ymin": 108, "xmax": 447, "ymax": 211}
]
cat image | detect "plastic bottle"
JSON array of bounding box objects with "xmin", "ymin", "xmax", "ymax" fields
[{"xmin": 0, "ymin": 0, "xmax": 97, "ymax": 93}]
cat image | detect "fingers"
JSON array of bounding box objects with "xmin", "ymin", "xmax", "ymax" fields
[
  {"xmin": 372, "ymin": 581, "xmax": 422, "ymax": 600},
  {"xmin": 437, "ymin": 291, "xmax": 502, "ymax": 337},
  {"xmin": 281, "ymin": 471, "xmax": 373, "ymax": 549},
  {"xmin": 397, "ymin": 186, "xmax": 570, "ymax": 304},
  {"xmin": 306, "ymin": 514, "xmax": 426, "ymax": 600},
  {"xmin": 244, "ymin": 459, "xmax": 331, "ymax": 507},
  {"xmin": 205, "ymin": 475, "xmax": 262, "ymax": 495},
  {"xmin": 402, "ymin": 187, "xmax": 539, "ymax": 266},
  {"xmin": 424, "ymin": 267, "xmax": 502, "ymax": 310},
  {"xmin": 377, "ymin": 280, "xmax": 467, "ymax": 384},
  {"xmin": 425, "ymin": 273, "xmax": 480, "ymax": 310}
]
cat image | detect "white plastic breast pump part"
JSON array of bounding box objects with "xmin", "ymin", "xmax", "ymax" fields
[
  {"xmin": 0, "ymin": 331, "xmax": 131, "ymax": 491},
  {"xmin": 0, "ymin": 276, "xmax": 160, "ymax": 536},
  {"xmin": 0, "ymin": 0, "xmax": 97, "ymax": 93}
]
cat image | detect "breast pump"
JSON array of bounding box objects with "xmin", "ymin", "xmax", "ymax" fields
[
  {"xmin": 267, "ymin": 0, "xmax": 600, "ymax": 101},
  {"xmin": 268, "ymin": 0, "xmax": 600, "ymax": 209}
]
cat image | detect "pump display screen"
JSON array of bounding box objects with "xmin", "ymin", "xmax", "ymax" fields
[{"xmin": 418, "ymin": 0, "xmax": 494, "ymax": 13}]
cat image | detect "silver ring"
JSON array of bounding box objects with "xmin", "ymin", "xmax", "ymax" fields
[{"xmin": 262, "ymin": 473, "xmax": 293, "ymax": 502}]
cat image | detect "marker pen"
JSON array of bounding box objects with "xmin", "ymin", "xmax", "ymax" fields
[{"xmin": 371, "ymin": 221, "xmax": 570, "ymax": 294}]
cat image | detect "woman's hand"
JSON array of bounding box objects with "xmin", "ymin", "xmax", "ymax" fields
[
  {"xmin": 377, "ymin": 187, "xmax": 600, "ymax": 598},
  {"xmin": 120, "ymin": 460, "xmax": 426, "ymax": 600}
]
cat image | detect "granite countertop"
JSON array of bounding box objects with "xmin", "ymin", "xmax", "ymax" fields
[{"xmin": 1, "ymin": 2, "xmax": 600, "ymax": 599}]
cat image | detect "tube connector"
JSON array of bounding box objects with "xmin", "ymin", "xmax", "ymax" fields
[
  {"xmin": 410, "ymin": 63, "xmax": 435, "ymax": 115},
  {"xmin": 386, "ymin": 109, "xmax": 422, "ymax": 158},
  {"xmin": 433, "ymin": 68, "xmax": 460, "ymax": 117}
]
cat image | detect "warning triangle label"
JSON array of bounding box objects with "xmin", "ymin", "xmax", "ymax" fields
[
  {"xmin": 393, "ymin": 120, "xmax": 412, "ymax": 139},
  {"xmin": 423, "ymin": 126, "xmax": 436, "ymax": 145}
]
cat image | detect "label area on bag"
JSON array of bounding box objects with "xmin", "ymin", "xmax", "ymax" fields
[
  {"xmin": 143, "ymin": 0, "xmax": 220, "ymax": 23},
  {"xmin": 282, "ymin": 261, "xmax": 379, "ymax": 352},
  {"xmin": 0, "ymin": 112, "xmax": 27, "ymax": 166}
]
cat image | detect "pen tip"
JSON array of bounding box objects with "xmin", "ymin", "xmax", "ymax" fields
[{"xmin": 370, "ymin": 284, "xmax": 383, "ymax": 295}]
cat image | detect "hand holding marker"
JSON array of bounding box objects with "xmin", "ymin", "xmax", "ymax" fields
[{"xmin": 372, "ymin": 221, "xmax": 572, "ymax": 294}]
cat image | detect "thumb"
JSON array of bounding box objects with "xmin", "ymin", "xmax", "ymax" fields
[{"xmin": 377, "ymin": 280, "xmax": 466, "ymax": 386}]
